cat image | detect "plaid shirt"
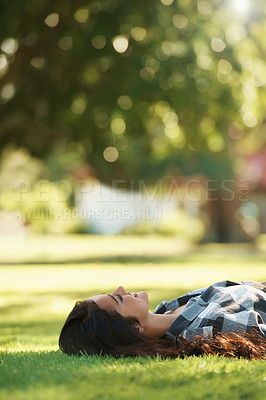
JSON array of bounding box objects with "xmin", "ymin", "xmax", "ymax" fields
[{"xmin": 153, "ymin": 280, "xmax": 266, "ymax": 339}]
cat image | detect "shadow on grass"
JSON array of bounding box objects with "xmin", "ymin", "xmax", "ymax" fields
[
  {"xmin": 0, "ymin": 254, "xmax": 192, "ymax": 265},
  {"xmin": 1, "ymin": 247, "xmax": 266, "ymax": 266},
  {"xmin": 1, "ymin": 350, "xmax": 190, "ymax": 393},
  {"xmin": 0, "ymin": 350, "xmax": 86, "ymax": 390}
]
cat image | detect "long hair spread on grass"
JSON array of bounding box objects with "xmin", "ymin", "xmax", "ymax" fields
[{"xmin": 59, "ymin": 301, "xmax": 266, "ymax": 360}]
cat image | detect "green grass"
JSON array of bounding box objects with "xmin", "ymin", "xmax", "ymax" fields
[
  {"xmin": 0, "ymin": 234, "xmax": 266, "ymax": 400},
  {"xmin": 1, "ymin": 353, "xmax": 265, "ymax": 400}
]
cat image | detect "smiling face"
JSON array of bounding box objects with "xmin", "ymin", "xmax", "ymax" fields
[{"xmin": 89, "ymin": 286, "xmax": 149, "ymax": 326}]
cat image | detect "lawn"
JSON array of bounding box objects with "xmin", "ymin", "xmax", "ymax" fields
[{"xmin": 0, "ymin": 234, "xmax": 266, "ymax": 400}]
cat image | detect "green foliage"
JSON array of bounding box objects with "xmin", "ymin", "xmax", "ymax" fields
[
  {"xmin": 1, "ymin": 0, "xmax": 266, "ymax": 183},
  {"xmin": 0, "ymin": 148, "xmax": 86, "ymax": 233},
  {"xmin": 0, "ymin": 187, "xmax": 84, "ymax": 234},
  {"xmin": 0, "ymin": 183, "xmax": 77, "ymax": 235},
  {"xmin": 122, "ymin": 209, "xmax": 205, "ymax": 241}
]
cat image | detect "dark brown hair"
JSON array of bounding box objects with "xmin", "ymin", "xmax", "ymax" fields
[{"xmin": 59, "ymin": 300, "xmax": 266, "ymax": 360}]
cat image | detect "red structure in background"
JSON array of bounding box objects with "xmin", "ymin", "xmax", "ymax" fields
[
  {"xmin": 243, "ymin": 149, "xmax": 266, "ymax": 235},
  {"xmin": 245, "ymin": 149, "xmax": 266, "ymax": 189}
]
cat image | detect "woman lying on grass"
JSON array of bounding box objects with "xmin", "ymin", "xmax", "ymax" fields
[{"xmin": 59, "ymin": 280, "xmax": 266, "ymax": 359}]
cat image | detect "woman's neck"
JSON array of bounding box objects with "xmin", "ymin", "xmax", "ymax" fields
[{"xmin": 143, "ymin": 312, "xmax": 181, "ymax": 338}]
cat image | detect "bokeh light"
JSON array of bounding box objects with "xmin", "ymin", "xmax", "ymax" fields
[
  {"xmin": 30, "ymin": 57, "xmax": 45, "ymax": 69},
  {"xmin": 160, "ymin": 0, "xmax": 174, "ymax": 5},
  {"xmin": 0, "ymin": 55, "xmax": 8, "ymax": 77},
  {"xmin": 112, "ymin": 36, "xmax": 129, "ymax": 53},
  {"xmin": 211, "ymin": 38, "xmax": 226, "ymax": 53},
  {"xmin": 197, "ymin": 1, "xmax": 212, "ymax": 16},
  {"xmin": 172, "ymin": 14, "xmax": 188, "ymax": 29},
  {"xmin": 117, "ymin": 95, "xmax": 132, "ymax": 110},
  {"xmin": 218, "ymin": 59, "xmax": 233, "ymax": 75},
  {"xmin": 91, "ymin": 35, "xmax": 106, "ymax": 49},
  {"xmin": 226, "ymin": 25, "xmax": 247, "ymax": 44},
  {"xmin": 103, "ymin": 146, "xmax": 119, "ymax": 162},
  {"xmin": 58, "ymin": 36, "xmax": 73, "ymax": 51},
  {"xmin": 1, "ymin": 83, "xmax": 15, "ymax": 102},
  {"xmin": 1, "ymin": 38, "xmax": 18, "ymax": 54},
  {"xmin": 238, "ymin": 202, "xmax": 260, "ymax": 237},
  {"xmin": 44, "ymin": 13, "xmax": 59, "ymax": 28},
  {"xmin": 115, "ymin": 136, "xmax": 128, "ymax": 151},
  {"xmin": 229, "ymin": 0, "xmax": 251, "ymax": 16},
  {"xmin": 111, "ymin": 118, "xmax": 126, "ymax": 135},
  {"xmin": 242, "ymin": 112, "xmax": 257, "ymax": 128},
  {"xmin": 74, "ymin": 9, "xmax": 90, "ymax": 23},
  {"xmin": 131, "ymin": 27, "xmax": 147, "ymax": 42},
  {"xmin": 94, "ymin": 111, "xmax": 109, "ymax": 128},
  {"xmin": 71, "ymin": 98, "xmax": 86, "ymax": 115}
]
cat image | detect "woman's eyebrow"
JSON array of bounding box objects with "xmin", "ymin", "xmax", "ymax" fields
[{"xmin": 108, "ymin": 294, "xmax": 119, "ymax": 304}]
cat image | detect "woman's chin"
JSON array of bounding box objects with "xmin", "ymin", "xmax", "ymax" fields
[{"xmin": 137, "ymin": 291, "xmax": 149, "ymax": 304}]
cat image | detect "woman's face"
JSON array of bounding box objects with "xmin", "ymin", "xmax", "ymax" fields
[{"xmin": 89, "ymin": 286, "xmax": 149, "ymax": 324}]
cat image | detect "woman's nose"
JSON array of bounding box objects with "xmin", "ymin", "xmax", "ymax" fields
[{"xmin": 112, "ymin": 286, "xmax": 127, "ymax": 296}]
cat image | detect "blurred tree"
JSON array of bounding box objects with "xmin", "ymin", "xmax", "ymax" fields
[{"xmin": 1, "ymin": 0, "xmax": 266, "ymax": 240}]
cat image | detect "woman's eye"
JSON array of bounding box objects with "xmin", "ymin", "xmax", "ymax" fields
[{"xmin": 116, "ymin": 294, "xmax": 123, "ymax": 302}]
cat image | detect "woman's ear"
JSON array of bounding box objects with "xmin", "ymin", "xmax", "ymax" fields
[{"xmin": 134, "ymin": 322, "xmax": 144, "ymax": 335}]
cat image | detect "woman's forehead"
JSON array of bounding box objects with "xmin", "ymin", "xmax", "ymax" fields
[{"xmin": 89, "ymin": 294, "xmax": 115, "ymax": 311}]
